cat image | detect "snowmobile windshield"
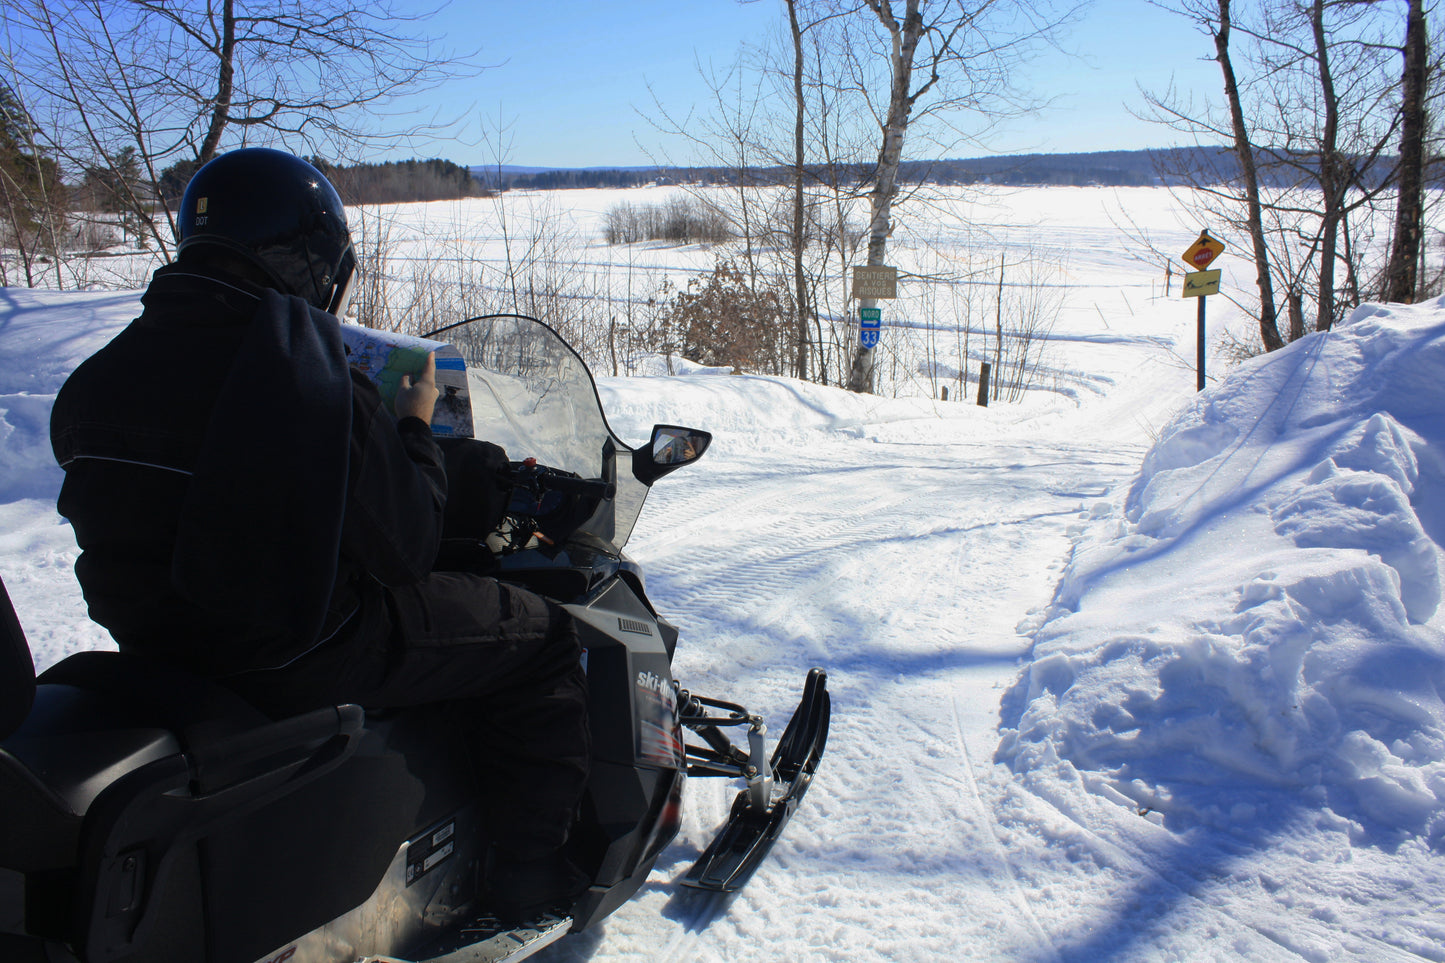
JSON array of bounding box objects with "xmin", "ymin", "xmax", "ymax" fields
[{"xmin": 433, "ymin": 314, "xmax": 648, "ymax": 551}]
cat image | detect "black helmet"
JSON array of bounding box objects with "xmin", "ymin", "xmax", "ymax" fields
[{"xmin": 177, "ymin": 147, "xmax": 356, "ymax": 315}]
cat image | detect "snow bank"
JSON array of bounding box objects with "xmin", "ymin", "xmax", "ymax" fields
[
  {"xmin": 623, "ymin": 353, "xmax": 735, "ymax": 377},
  {"xmin": 998, "ymin": 300, "xmax": 1445, "ymax": 845},
  {"xmin": 600, "ymin": 365, "xmax": 1001, "ymax": 455},
  {"xmin": 0, "ymin": 289, "xmax": 139, "ymax": 502}
]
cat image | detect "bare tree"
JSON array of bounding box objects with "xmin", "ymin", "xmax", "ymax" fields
[
  {"xmin": 1275, "ymin": 0, "xmax": 1399, "ymax": 331},
  {"xmin": 1222, "ymin": 0, "xmax": 1287, "ymax": 348},
  {"xmin": 1384, "ymin": 0, "xmax": 1428, "ymax": 302},
  {"xmin": 636, "ymin": 0, "xmax": 1076, "ymax": 395},
  {"xmin": 1141, "ymin": 0, "xmax": 1285, "ymax": 350},
  {"xmin": 841, "ymin": 0, "xmax": 1075, "ymax": 393},
  {"xmin": 2, "ymin": 0, "xmax": 477, "ymax": 260},
  {"xmin": 788, "ymin": 0, "xmax": 811, "ymax": 380},
  {"xmin": 644, "ymin": 21, "xmax": 864, "ymax": 384},
  {"xmin": 1143, "ymin": 0, "xmax": 1419, "ymax": 347}
]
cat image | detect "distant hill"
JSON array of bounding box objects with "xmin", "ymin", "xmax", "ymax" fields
[
  {"xmin": 470, "ymin": 146, "xmax": 1409, "ymax": 192},
  {"xmin": 900, "ymin": 148, "xmax": 1230, "ymax": 187},
  {"xmin": 470, "ymin": 149, "xmax": 1227, "ymax": 191}
]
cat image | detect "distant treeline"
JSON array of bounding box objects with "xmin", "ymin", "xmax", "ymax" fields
[
  {"xmin": 905, "ymin": 150, "xmax": 1191, "ymax": 187},
  {"xmin": 472, "ymin": 166, "xmax": 663, "ymax": 191},
  {"xmin": 291, "ymin": 147, "xmax": 1424, "ymax": 203},
  {"xmin": 474, "ymin": 150, "xmax": 1192, "ymax": 191},
  {"xmin": 923, "ymin": 147, "xmax": 1414, "ymax": 189},
  {"xmin": 473, "ymin": 147, "xmax": 1421, "ymax": 192},
  {"xmin": 314, "ymin": 158, "xmax": 492, "ymax": 205}
]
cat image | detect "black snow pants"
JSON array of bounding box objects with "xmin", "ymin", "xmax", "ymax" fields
[{"xmin": 228, "ymin": 572, "xmax": 590, "ymax": 858}]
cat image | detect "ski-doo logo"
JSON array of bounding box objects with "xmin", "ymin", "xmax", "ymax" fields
[{"xmin": 636, "ymin": 670, "xmax": 666, "ymax": 694}]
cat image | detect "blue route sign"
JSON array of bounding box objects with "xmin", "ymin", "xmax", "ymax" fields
[{"xmin": 860, "ymin": 307, "xmax": 881, "ymax": 348}]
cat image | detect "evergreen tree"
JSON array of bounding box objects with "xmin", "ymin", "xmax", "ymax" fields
[{"xmin": 0, "ymin": 80, "xmax": 66, "ymax": 284}]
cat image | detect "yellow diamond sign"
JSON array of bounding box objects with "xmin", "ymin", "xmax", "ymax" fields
[{"xmin": 1181, "ymin": 231, "xmax": 1225, "ymax": 270}]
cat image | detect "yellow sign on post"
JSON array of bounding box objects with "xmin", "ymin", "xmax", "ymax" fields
[
  {"xmin": 1178, "ymin": 231, "xmax": 1225, "ymax": 393},
  {"xmin": 1181, "ymin": 231, "xmax": 1226, "ymax": 271},
  {"xmin": 1182, "ymin": 269, "xmax": 1222, "ymax": 298}
]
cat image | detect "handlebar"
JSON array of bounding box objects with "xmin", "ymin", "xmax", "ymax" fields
[
  {"xmin": 505, "ymin": 459, "xmax": 616, "ymax": 501},
  {"xmin": 539, "ymin": 472, "xmax": 616, "ymax": 500}
]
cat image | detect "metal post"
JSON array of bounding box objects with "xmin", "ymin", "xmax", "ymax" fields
[{"xmin": 1197, "ymin": 296, "xmax": 1207, "ymax": 391}]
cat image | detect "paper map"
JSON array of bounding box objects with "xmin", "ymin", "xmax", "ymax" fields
[{"xmin": 339, "ymin": 323, "xmax": 473, "ymax": 438}]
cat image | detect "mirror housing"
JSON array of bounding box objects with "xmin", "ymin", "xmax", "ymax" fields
[{"xmin": 632, "ymin": 425, "xmax": 712, "ymax": 485}]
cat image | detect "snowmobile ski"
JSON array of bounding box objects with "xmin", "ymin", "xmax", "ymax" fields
[{"xmin": 683, "ymin": 668, "xmax": 830, "ymax": 892}]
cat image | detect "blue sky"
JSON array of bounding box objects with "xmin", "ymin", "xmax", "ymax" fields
[{"xmin": 392, "ymin": 0, "xmax": 1223, "ymax": 168}]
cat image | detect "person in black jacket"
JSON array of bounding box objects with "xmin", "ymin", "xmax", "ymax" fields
[{"xmin": 50, "ymin": 147, "xmax": 588, "ymax": 923}]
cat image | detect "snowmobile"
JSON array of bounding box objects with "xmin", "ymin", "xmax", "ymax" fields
[{"xmin": 0, "ymin": 313, "xmax": 829, "ymax": 963}]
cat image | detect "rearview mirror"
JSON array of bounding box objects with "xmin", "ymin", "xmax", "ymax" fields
[{"xmin": 632, "ymin": 425, "xmax": 712, "ymax": 485}]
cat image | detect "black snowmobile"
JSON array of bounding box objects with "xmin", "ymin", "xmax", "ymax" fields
[{"xmin": 0, "ymin": 313, "xmax": 829, "ymax": 963}]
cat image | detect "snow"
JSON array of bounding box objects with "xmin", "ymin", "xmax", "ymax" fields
[{"xmin": 3, "ymin": 187, "xmax": 1444, "ymax": 961}]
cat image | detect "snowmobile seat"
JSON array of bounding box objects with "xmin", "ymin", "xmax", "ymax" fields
[
  {"xmin": 34, "ymin": 649, "xmax": 272, "ymax": 748},
  {"xmin": 5, "ymin": 654, "xmax": 400, "ymax": 962},
  {"xmin": 0, "ymin": 649, "xmax": 276, "ymax": 876},
  {"xmin": 0, "ymin": 576, "xmax": 35, "ymax": 741}
]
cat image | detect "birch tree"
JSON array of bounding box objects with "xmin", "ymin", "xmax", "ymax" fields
[
  {"xmin": 841, "ymin": 0, "xmax": 1074, "ymax": 392},
  {"xmin": 643, "ymin": 0, "xmax": 1071, "ymax": 391},
  {"xmin": 2, "ymin": 0, "xmax": 475, "ymax": 258}
]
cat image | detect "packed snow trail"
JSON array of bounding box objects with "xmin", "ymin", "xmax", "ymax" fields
[
  {"xmin": 534, "ymin": 368, "xmax": 1176, "ymax": 961},
  {"xmin": 538, "ymin": 298, "xmax": 1445, "ymax": 961}
]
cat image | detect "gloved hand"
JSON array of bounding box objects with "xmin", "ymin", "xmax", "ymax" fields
[
  {"xmin": 439, "ymin": 437, "xmax": 512, "ymax": 539},
  {"xmin": 395, "ymin": 352, "xmax": 439, "ymax": 424}
]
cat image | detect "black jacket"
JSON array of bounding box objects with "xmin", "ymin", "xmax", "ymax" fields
[{"xmin": 51, "ymin": 264, "xmax": 447, "ymax": 676}]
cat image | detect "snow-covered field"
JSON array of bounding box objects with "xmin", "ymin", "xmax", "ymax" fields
[{"xmin": 3, "ymin": 186, "xmax": 1444, "ymax": 961}]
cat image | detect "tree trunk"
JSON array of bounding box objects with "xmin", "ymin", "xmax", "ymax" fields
[
  {"xmin": 847, "ymin": 0, "xmax": 924, "ymax": 394},
  {"xmin": 788, "ymin": 0, "xmax": 809, "ymax": 381},
  {"xmin": 1214, "ymin": 0, "xmax": 1284, "ymax": 351},
  {"xmin": 198, "ymin": 0, "xmax": 237, "ymax": 165},
  {"xmin": 1311, "ymin": 0, "xmax": 1341, "ymax": 333},
  {"xmin": 1384, "ymin": 0, "xmax": 1427, "ymax": 304}
]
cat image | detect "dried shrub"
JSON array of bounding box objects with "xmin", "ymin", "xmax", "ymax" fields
[{"xmin": 658, "ymin": 260, "xmax": 793, "ymax": 373}]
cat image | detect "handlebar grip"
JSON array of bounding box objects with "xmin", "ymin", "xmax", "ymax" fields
[
  {"xmin": 542, "ymin": 474, "xmax": 615, "ymax": 500},
  {"xmin": 503, "ymin": 461, "xmax": 615, "ymax": 501}
]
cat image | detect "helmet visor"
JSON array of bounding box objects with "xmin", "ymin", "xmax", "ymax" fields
[{"xmin": 326, "ymin": 246, "xmax": 357, "ymax": 318}]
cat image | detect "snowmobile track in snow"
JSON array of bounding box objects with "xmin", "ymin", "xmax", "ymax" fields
[
  {"xmin": 1015, "ymin": 777, "xmax": 1434, "ymax": 962},
  {"xmin": 948, "ymin": 695, "xmax": 1055, "ymax": 959},
  {"xmin": 653, "ymin": 888, "xmax": 729, "ymax": 963}
]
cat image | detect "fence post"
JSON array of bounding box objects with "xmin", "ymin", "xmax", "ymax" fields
[{"xmin": 977, "ymin": 362, "xmax": 991, "ymax": 407}]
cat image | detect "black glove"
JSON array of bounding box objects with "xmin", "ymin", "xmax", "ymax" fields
[{"xmin": 439, "ymin": 437, "xmax": 511, "ymax": 539}]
